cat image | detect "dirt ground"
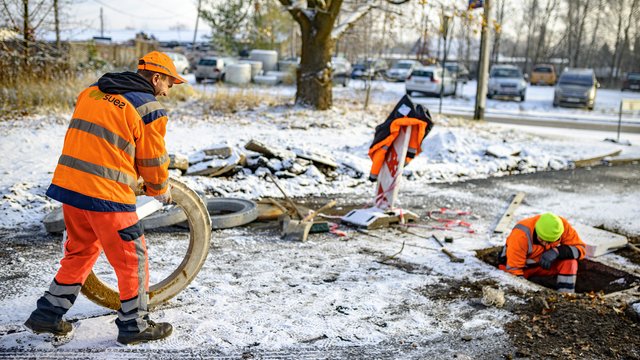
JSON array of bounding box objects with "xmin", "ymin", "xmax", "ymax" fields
[{"xmin": 1, "ymin": 164, "xmax": 639, "ymax": 359}]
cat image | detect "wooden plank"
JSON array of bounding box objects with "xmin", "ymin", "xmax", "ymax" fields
[
  {"xmin": 573, "ymin": 150, "xmax": 622, "ymax": 168},
  {"xmin": 493, "ymin": 192, "xmax": 525, "ymax": 234}
]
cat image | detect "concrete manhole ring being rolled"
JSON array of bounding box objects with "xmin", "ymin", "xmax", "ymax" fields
[{"xmin": 81, "ymin": 177, "xmax": 212, "ymax": 310}]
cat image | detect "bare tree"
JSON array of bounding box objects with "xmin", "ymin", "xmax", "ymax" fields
[
  {"xmin": 278, "ymin": 0, "xmax": 409, "ymax": 110},
  {"xmin": 531, "ymin": 0, "xmax": 558, "ymax": 66},
  {"xmin": 490, "ymin": 0, "xmax": 505, "ymax": 63}
]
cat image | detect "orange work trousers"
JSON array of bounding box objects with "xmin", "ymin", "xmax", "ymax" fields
[
  {"xmin": 55, "ymin": 204, "xmax": 149, "ymax": 301},
  {"xmin": 500, "ymin": 259, "xmax": 578, "ymax": 293}
]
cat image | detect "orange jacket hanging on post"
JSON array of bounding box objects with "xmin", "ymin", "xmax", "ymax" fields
[
  {"xmin": 368, "ymin": 95, "xmax": 434, "ymax": 181},
  {"xmin": 46, "ymin": 73, "xmax": 170, "ymax": 212},
  {"xmin": 500, "ymin": 215, "xmax": 586, "ymax": 276}
]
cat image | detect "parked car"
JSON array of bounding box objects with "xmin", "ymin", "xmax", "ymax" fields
[
  {"xmin": 350, "ymin": 59, "xmax": 388, "ymax": 79},
  {"xmin": 165, "ymin": 52, "xmax": 190, "ymax": 75},
  {"xmin": 405, "ymin": 66, "xmax": 456, "ymax": 97},
  {"xmin": 331, "ymin": 56, "xmax": 352, "ymax": 87},
  {"xmin": 553, "ymin": 68, "xmax": 599, "ymax": 110},
  {"xmin": 194, "ymin": 56, "xmax": 236, "ymax": 83},
  {"xmin": 444, "ymin": 62, "xmax": 470, "ymax": 83},
  {"xmin": 487, "ymin": 65, "xmax": 527, "ymax": 101},
  {"xmin": 530, "ymin": 64, "xmax": 557, "ymax": 86},
  {"xmin": 386, "ymin": 59, "xmax": 420, "ymax": 82},
  {"xmin": 621, "ymin": 72, "xmax": 640, "ymax": 91}
]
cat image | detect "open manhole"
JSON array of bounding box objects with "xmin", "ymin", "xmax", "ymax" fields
[{"xmin": 477, "ymin": 246, "xmax": 640, "ymax": 294}]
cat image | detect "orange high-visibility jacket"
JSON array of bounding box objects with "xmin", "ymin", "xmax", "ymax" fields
[
  {"xmin": 46, "ymin": 72, "xmax": 169, "ymax": 212},
  {"xmin": 368, "ymin": 95, "xmax": 434, "ymax": 181},
  {"xmin": 500, "ymin": 215, "xmax": 586, "ymax": 276}
]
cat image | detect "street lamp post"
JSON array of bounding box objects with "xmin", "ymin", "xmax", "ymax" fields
[{"xmin": 439, "ymin": 13, "xmax": 452, "ymax": 115}]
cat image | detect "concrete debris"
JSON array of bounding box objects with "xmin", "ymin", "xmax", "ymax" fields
[
  {"xmin": 186, "ymin": 148, "xmax": 245, "ymax": 177},
  {"xmin": 245, "ymin": 139, "xmax": 296, "ymax": 160},
  {"xmin": 485, "ymin": 144, "xmax": 521, "ymax": 158},
  {"xmin": 168, "ymin": 154, "xmax": 189, "ymax": 172},
  {"xmin": 203, "ymin": 144, "xmax": 233, "ymax": 158},
  {"xmin": 481, "ymin": 286, "xmax": 505, "ymax": 308},
  {"xmin": 291, "ymin": 148, "xmax": 339, "ymax": 169}
]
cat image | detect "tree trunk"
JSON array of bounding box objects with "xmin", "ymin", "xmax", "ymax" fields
[
  {"xmin": 614, "ymin": 0, "xmax": 638, "ymax": 80},
  {"xmin": 586, "ymin": 0, "xmax": 603, "ymax": 68},
  {"xmin": 572, "ymin": 0, "xmax": 589, "ymax": 67},
  {"xmin": 22, "ymin": 0, "xmax": 30, "ymax": 65},
  {"xmin": 609, "ymin": 0, "xmax": 624, "ymax": 84},
  {"xmin": 297, "ymin": 32, "xmax": 334, "ymax": 109},
  {"xmin": 54, "ymin": 0, "xmax": 60, "ymax": 50},
  {"xmin": 524, "ymin": 0, "xmax": 538, "ymax": 75}
]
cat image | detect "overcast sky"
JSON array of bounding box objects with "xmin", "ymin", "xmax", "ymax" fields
[{"xmin": 62, "ymin": 0, "xmax": 210, "ymax": 41}]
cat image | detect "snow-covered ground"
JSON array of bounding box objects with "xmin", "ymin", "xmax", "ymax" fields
[
  {"xmin": 1, "ymin": 86, "xmax": 639, "ymax": 357},
  {"xmin": 1, "ymin": 95, "xmax": 639, "ymax": 231}
]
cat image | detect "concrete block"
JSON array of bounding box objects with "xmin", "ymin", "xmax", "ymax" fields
[{"xmin": 573, "ymin": 223, "xmax": 629, "ymax": 257}]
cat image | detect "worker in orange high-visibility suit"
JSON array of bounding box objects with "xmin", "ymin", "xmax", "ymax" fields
[
  {"xmin": 498, "ymin": 212, "xmax": 586, "ymax": 293},
  {"xmin": 25, "ymin": 51, "xmax": 187, "ymax": 345}
]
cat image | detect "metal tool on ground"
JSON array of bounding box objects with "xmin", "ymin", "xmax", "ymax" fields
[
  {"xmin": 395, "ymin": 226, "xmax": 464, "ymax": 263},
  {"xmin": 431, "ymin": 234, "xmax": 464, "ymax": 263},
  {"xmin": 282, "ymin": 200, "xmax": 337, "ymax": 241},
  {"xmin": 267, "ymin": 173, "xmax": 305, "ymax": 219},
  {"xmin": 493, "ymin": 192, "xmax": 525, "ymax": 234}
]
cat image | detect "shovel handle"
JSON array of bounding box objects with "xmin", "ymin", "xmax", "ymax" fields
[{"xmin": 303, "ymin": 200, "xmax": 337, "ymax": 222}]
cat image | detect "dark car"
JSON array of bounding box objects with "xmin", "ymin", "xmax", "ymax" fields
[
  {"xmin": 553, "ymin": 68, "xmax": 599, "ymax": 110},
  {"xmin": 621, "ymin": 72, "xmax": 640, "ymax": 91},
  {"xmin": 444, "ymin": 62, "xmax": 470, "ymax": 83},
  {"xmin": 351, "ymin": 59, "xmax": 388, "ymax": 79}
]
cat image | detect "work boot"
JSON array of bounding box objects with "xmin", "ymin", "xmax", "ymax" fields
[
  {"xmin": 117, "ymin": 320, "xmax": 173, "ymax": 345},
  {"xmin": 24, "ymin": 316, "xmax": 72, "ymax": 336}
]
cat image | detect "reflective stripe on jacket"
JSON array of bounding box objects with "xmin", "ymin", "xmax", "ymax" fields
[
  {"xmin": 500, "ymin": 215, "xmax": 586, "ymax": 276},
  {"xmin": 368, "ymin": 95, "xmax": 434, "ymax": 181},
  {"xmin": 46, "ymin": 77, "xmax": 169, "ymax": 212}
]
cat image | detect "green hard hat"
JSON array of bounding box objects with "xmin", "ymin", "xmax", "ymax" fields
[{"xmin": 535, "ymin": 212, "xmax": 564, "ymax": 242}]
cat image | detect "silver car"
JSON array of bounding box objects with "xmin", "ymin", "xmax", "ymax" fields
[
  {"xmin": 405, "ymin": 66, "xmax": 456, "ymax": 97},
  {"xmin": 386, "ymin": 60, "xmax": 420, "ymax": 82},
  {"xmin": 487, "ymin": 65, "xmax": 527, "ymax": 102},
  {"xmin": 553, "ymin": 69, "xmax": 599, "ymax": 110},
  {"xmin": 194, "ymin": 56, "xmax": 236, "ymax": 83}
]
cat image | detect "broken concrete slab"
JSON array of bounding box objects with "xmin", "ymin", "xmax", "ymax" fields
[
  {"xmin": 169, "ymin": 154, "xmax": 189, "ymax": 172},
  {"xmin": 245, "ymin": 139, "xmax": 295, "ymax": 160},
  {"xmin": 203, "ymin": 144, "xmax": 233, "ymax": 158},
  {"xmin": 573, "ymin": 223, "xmax": 629, "ymax": 257},
  {"xmin": 186, "ymin": 149, "xmax": 245, "ymax": 177},
  {"xmin": 485, "ymin": 144, "xmax": 521, "ymax": 158},
  {"xmin": 291, "ymin": 148, "xmax": 339, "ymax": 169}
]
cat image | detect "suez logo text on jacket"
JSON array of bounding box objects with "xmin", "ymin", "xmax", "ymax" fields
[{"xmin": 88, "ymin": 89, "xmax": 126, "ymax": 109}]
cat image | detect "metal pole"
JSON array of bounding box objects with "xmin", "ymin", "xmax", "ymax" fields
[
  {"xmin": 100, "ymin": 7, "xmax": 104, "ymax": 38},
  {"xmin": 617, "ymin": 100, "xmax": 623, "ymax": 143},
  {"xmin": 192, "ymin": 0, "xmax": 201, "ymax": 50},
  {"xmin": 439, "ymin": 14, "xmax": 451, "ymax": 115},
  {"xmin": 473, "ymin": 0, "xmax": 491, "ymax": 120},
  {"xmin": 439, "ymin": 35, "xmax": 447, "ymax": 114}
]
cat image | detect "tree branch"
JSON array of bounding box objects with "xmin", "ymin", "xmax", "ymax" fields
[
  {"xmin": 1, "ymin": 0, "xmax": 18, "ymax": 29},
  {"xmin": 331, "ymin": 1, "xmax": 376, "ymax": 40},
  {"xmin": 279, "ymin": 0, "xmax": 312, "ymax": 31}
]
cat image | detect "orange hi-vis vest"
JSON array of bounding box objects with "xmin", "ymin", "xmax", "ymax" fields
[
  {"xmin": 46, "ymin": 73, "xmax": 169, "ymax": 212},
  {"xmin": 500, "ymin": 215, "xmax": 586, "ymax": 276},
  {"xmin": 368, "ymin": 95, "xmax": 434, "ymax": 181}
]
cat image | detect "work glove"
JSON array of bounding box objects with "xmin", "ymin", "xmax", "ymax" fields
[
  {"xmin": 539, "ymin": 248, "xmax": 559, "ymax": 270},
  {"xmin": 153, "ymin": 187, "xmax": 172, "ymax": 204}
]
